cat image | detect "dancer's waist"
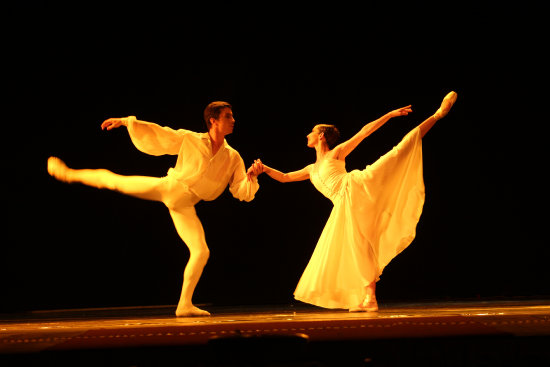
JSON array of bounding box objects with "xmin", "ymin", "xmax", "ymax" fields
[{"xmin": 167, "ymin": 168, "xmax": 225, "ymax": 201}]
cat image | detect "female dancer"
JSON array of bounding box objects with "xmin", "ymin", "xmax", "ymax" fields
[{"xmin": 250, "ymin": 92, "xmax": 457, "ymax": 311}]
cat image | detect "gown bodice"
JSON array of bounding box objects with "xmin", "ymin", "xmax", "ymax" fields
[{"xmin": 310, "ymin": 159, "xmax": 348, "ymax": 202}]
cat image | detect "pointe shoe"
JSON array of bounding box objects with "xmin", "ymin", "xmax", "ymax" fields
[
  {"xmin": 361, "ymin": 294, "xmax": 379, "ymax": 312},
  {"xmin": 349, "ymin": 295, "xmax": 379, "ymax": 312},
  {"xmin": 434, "ymin": 91, "xmax": 457, "ymax": 120},
  {"xmin": 47, "ymin": 156, "xmax": 71, "ymax": 183}
]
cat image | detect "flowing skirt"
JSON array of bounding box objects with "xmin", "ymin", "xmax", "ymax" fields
[{"xmin": 294, "ymin": 128, "xmax": 425, "ymax": 309}]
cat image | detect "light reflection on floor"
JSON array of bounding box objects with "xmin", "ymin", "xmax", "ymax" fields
[{"xmin": 1, "ymin": 299, "xmax": 549, "ymax": 354}]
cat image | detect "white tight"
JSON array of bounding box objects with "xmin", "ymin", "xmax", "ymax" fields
[
  {"xmin": 69, "ymin": 168, "xmax": 171, "ymax": 202},
  {"xmin": 67, "ymin": 167, "xmax": 209, "ymax": 308}
]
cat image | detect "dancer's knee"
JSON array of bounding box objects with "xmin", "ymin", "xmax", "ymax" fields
[
  {"xmin": 97, "ymin": 169, "xmax": 115, "ymax": 188},
  {"xmin": 190, "ymin": 247, "xmax": 210, "ymax": 266}
]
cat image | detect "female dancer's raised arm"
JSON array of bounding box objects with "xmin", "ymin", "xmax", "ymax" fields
[
  {"xmin": 331, "ymin": 105, "xmax": 413, "ymax": 160},
  {"xmin": 246, "ymin": 106, "xmax": 411, "ymax": 182}
]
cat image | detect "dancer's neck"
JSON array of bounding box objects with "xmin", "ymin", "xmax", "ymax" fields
[
  {"xmin": 208, "ymin": 130, "xmax": 226, "ymax": 156},
  {"xmin": 315, "ymin": 143, "xmax": 331, "ymax": 161}
]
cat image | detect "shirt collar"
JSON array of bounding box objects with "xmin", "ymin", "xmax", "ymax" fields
[{"xmin": 201, "ymin": 132, "xmax": 229, "ymax": 150}]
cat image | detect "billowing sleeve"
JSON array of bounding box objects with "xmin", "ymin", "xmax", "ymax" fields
[
  {"xmin": 228, "ymin": 153, "xmax": 259, "ymax": 202},
  {"xmin": 127, "ymin": 116, "xmax": 188, "ymax": 156}
]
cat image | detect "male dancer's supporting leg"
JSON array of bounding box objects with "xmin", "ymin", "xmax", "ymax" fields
[{"xmin": 169, "ymin": 208, "xmax": 211, "ymax": 317}]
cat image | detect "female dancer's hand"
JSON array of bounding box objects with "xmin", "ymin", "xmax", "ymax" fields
[
  {"xmin": 246, "ymin": 159, "xmax": 264, "ymax": 181},
  {"xmin": 101, "ymin": 117, "xmax": 128, "ymax": 130},
  {"xmin": 387, "ymin": 105, "xmax": 413, "ymax": 118},
  {"xmin": 253, "ymin": 159, "xmax": 265, "ymax": 174}
]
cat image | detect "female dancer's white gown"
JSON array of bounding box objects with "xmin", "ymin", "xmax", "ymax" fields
[{"xmin": 294, "ymin": 127, "xmax": 425, "ymax": 309}]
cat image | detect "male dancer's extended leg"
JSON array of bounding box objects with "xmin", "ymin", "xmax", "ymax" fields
[
  {"xmin": 48, "ymin": 157, "xmax": 211, "ymax": 316},
  {"xmin": 47, "ymin": 157, "xmax": 164, "ymax": 201},
  {"xmin": 169, "ymin": 208, "xmax": 211, "ymax": 317}
]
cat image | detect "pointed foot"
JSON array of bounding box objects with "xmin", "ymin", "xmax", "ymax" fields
[
  {"xmin": 47, "ymin": 156, "xmax": 72, "ymax": 183},
  {"xmin": 434, "ymin": 91, "xmax": 458, "ymax": 120}
]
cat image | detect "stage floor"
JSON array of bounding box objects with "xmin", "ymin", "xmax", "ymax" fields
[{"xmin": 2, "ymin": 299, "xmax": 550, "ymax": 365}]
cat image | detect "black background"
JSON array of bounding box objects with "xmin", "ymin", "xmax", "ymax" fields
[{"xmin": 2, "ymin": 3, "xmax": 548, "ymax": 312}]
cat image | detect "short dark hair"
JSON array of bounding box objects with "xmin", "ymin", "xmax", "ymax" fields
[
  {"xmin": 316, "ymin": 124, "xmax": 340, "ymax": 149},
  {"xmin": 204, "ymin": 101, "xmax": 232, "ymax": 129}
]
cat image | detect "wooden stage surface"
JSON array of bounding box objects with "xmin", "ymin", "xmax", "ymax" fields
[{"xmin": 2, "ymin": 299, "xmax": 550, "ymax": 366}]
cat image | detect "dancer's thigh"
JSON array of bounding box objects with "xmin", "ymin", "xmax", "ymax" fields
[
  {"xmin": 169, "ymin": 207, "xmax": 208, "ymax": 253},
  {"xmin": 112, "ymin": 175, "xmax": 168, "ymax": 202},
  {"xmin": 114, "ymin": 174, "xmax": 200, "ymax": 212}
]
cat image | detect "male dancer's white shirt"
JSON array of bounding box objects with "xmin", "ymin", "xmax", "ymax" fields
[{"xmin": 127, "ymin": 116, "xmax": 259, "ymax": 202}]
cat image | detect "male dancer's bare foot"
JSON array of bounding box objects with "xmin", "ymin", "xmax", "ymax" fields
[
  {"xmin": 434, "ymin": 91, "xmax": 458, "ymax": 120},
  {"xmin": 47, "ymin": 157, "xmax": 72, "ymax": 183},
  {"xmin": 175, "ymin": 305, "xmax": 211, "ymax": 317}
]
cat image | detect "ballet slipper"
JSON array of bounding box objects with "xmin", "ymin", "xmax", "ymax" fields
[
  {"xmin": 47, "ymin": 156, "xmax": 71, "ymax": 183},
  {"xmin": 175, "ymin": 305, "xmax": 211, "ymax": 317},
  {"xmin": 434, "ymin": 91, "xmax": 458, "ymax": 120},
  {"xmin": 361, "ymin": 294, "xmax": 379, "ymax": 312},
  {"xmin": 349, "ymin": 294, "xmax": 379, "ymax": 312}
]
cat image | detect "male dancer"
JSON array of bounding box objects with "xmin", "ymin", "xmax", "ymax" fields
[{"xmin": 48, "ymin": 101, "xmax": 262, "ymax": 316}]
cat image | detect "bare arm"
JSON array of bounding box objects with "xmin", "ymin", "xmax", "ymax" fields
[
  {"xmin": 332, "ymin": 105, "xmax": 412, "ymax": 160},
  {"xmin": 248, "ymin": 159, "xmax": 312, "ymax": 183},
  {"xmin": 264, "ymin": 164, "xmax": 312, "ymax": 183}
]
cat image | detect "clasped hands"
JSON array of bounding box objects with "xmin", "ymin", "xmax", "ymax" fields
[{"xmin": 247, "ymin": 159, "xmax": 265, "ymax": 181}]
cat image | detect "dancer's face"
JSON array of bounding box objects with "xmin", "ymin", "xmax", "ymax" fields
[
  {"xmin": 212, "ymin": 107, "xmax": 235, "ymax": 135},
  {"xmin": 307, "ymin": 126, "xmax": 322, "ymax": 148}
]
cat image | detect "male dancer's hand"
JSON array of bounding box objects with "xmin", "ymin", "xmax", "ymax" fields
[
  {"xmin": 101, "ymin": 117, "xmax": 129, "ymax": 130},
  {"xmin": 246, "ymin": 159, "xmax": 264, "ymax": 181}
]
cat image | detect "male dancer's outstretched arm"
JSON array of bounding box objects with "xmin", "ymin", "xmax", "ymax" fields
[{"xmin": 103, "ymin": 116, "xmax": 186, "ymax": 156}]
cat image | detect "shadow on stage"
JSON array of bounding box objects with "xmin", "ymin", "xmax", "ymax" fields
[{"xmin": 1, "ymin": 298, "xmax": 550, "ymax": 366}]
